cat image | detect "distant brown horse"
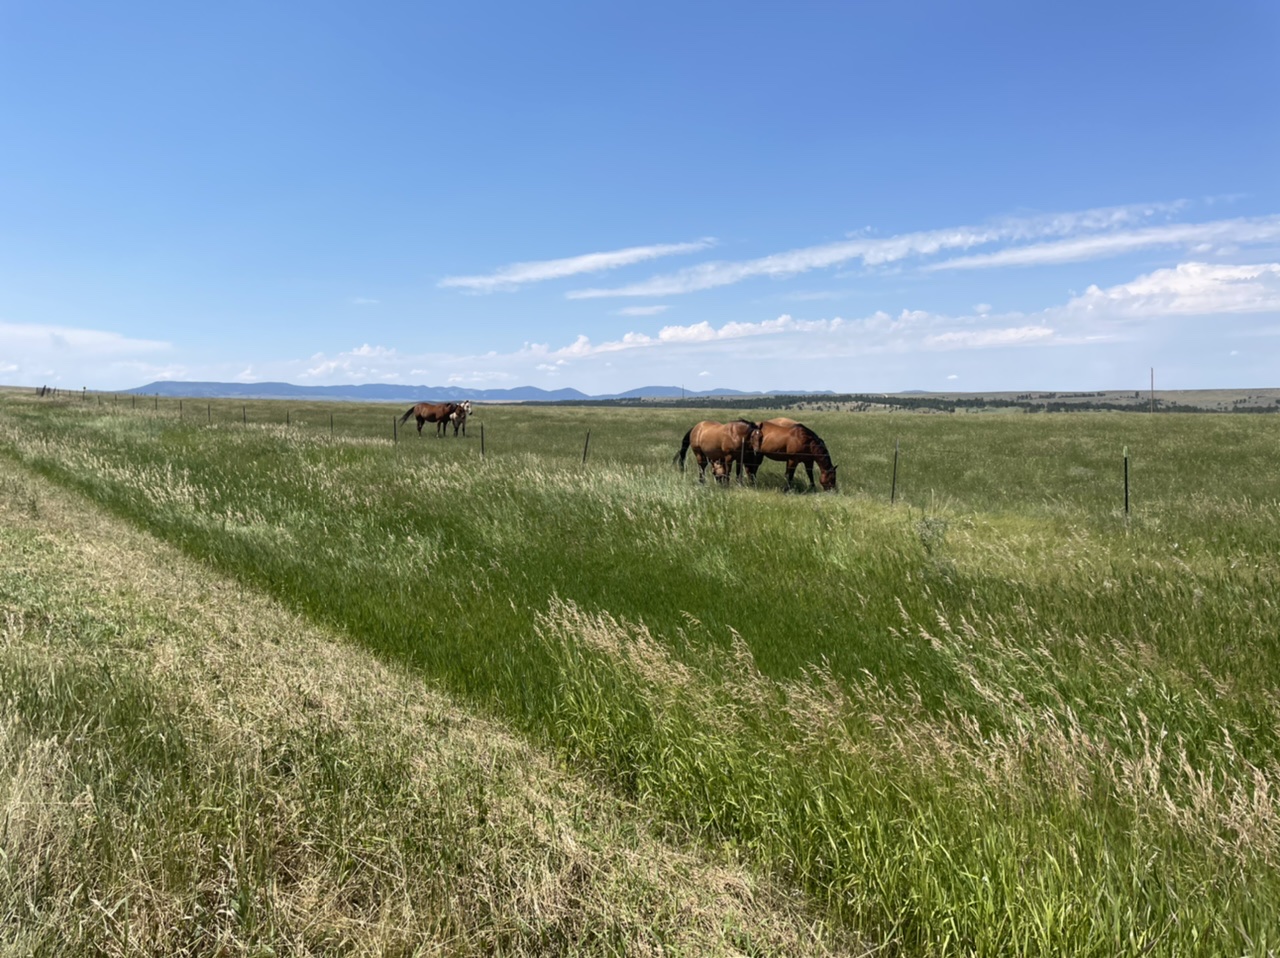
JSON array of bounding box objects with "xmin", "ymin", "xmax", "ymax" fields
[
  {"xmin": 673, "ymin": 419, "xmax": 761, "ymax": 485},
  {"xmin": 399, "ymin": 401, "xmax": 460, "ymax": 437},
  {"xmin": 748, "ymin": 417, "xmax": 837, "ymax": 491}
]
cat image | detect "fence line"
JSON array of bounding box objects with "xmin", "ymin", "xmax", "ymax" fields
[{"xmin": 20, "ymin": 396, "xmax": 1144, "ymax": 513}]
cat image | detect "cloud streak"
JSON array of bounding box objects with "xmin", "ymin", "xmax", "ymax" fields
[
  {"xmin": 565, "ymin": 202, "xmax": 1190, "ymax": 298},
  {"xmin": 0, "ymin": 321, "xmax": 170, "ymax": 356},
  {"xmin": 615, "ymin": 305, "xmax": 671, "ymax": 316},
  {"xmin": 927, "ymin": 216, "xmax": 1280, "ymax": 271},
  {"xmin": 439, "ymin": 238, "xmax": 716, "ymax": 292}
]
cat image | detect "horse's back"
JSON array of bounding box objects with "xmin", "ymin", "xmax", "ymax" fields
[
  {"xmin": 758, "ymin": 417, "xmax": 817, "ymax": 456},
  {"xmin": 415, "ymin": 402, "xmax": 456, "ymax": 421},
  {"xmin": 688, "ymin": 419, "xmax": 724, "ymax": 451}
]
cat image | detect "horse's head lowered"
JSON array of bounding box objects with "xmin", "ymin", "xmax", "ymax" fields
[{"xmin": 817, "ymin": 461, "xmax": 837, "ymax": 492}]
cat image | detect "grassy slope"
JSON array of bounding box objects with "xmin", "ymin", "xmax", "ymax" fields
[
  {"xmin": 3, "ymin": 393, "xmax": 1279, "ymax": 955},
  {"xmin": 0, "ymin": 455, "xmax": 859, "ymax": 956}
]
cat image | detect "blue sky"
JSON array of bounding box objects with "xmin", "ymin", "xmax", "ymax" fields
[{"xmin": 2, "ymin": 1, "xmax": 1278, "ymax": 394}]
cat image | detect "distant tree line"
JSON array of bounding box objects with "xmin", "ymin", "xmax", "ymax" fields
[{"xmin": 553, "ymin": 392, "xmax": 1280, "ymax": 414}]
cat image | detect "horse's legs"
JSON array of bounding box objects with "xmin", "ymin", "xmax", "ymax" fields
[
  {"xmin": 416, "ymin": 416, "xmax": 425, "ymax": 436},
  {"xmin": 695, "ymin": 451, "xmax": 709, "ymax": 483},
  {"xmin": 803, "ymin": 460, "xmax": 816, "ymax": 491},
  {"xmin": 784, "ymin": 460, "xmax": 798, "ymax": 491}
]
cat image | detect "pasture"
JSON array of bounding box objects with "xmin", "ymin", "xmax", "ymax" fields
[{"xmin": 3, "ymin": 390, "xmax": 1279, "ymax": 956}]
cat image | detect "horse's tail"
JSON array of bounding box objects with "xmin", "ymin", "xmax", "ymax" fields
[
  {"xmin": 673, "ymin": 428, "xmax": 692, "ymax": 470},
  {"xmin": 399, "ymin": 406, "xmax": 416, "ymax": 425}
]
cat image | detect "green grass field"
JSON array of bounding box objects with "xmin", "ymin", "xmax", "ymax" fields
[{"xmin": 3, "ymin": 390, "xmax": 1279, "ymax": 955}]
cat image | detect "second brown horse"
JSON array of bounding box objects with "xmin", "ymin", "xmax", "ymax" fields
[
  {"xmin": 747, "ymin": 418, "xmax": 837, "ymax": 491},
  {"xmin": 674, "ymin": 419, "xmax": 761, "ymax": 484}
]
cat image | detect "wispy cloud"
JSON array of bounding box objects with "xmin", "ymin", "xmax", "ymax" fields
[
  {"xmin": 439, "ymin": 238, "xmax": 716, "ymax": 292},
  {"xmin": 615, "ymin": 305, "xmax": 671, "ymax": 316},
  {"xmin": 0, "ymin": 321, "xmax": 170, "ymax": 355},
  {"xmin": 565, "ymin": 202, "xmax": 1188, "ymax": 298},
  {"xmin": 923, "ymin": 326, "xmax": 1056, "ymax": 350},
  {"xmin": 927, "ymin": 216, "xmax": 1280, "ymax": 271},
  {"xmin": 348, "ymin": 297, "xmax": 381, "ymax": 305}
]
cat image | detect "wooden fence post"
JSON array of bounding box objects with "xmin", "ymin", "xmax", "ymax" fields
[
  {"xmin": 1124, "ymin": 446, "xmax": 1130, "ymax": 516},
  {"xmin": 891, "ymin": 439, "xmax": 900, "ymax": 504},
  {"xmin": 582, "ymin": 429, "xmax": 590, "ymax": 464},
  {"xmin": 480, "ymin": 423, "xmax": 485, "ymax": 460}
]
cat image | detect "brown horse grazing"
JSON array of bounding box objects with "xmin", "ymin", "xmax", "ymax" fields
[
  {"xmin": 673, "ymin": 419, "xmax": 761, "ymax": 485},
  {"xmin": 748, "ymin": 417, "xmax": 837, "ymax": 491},
  {"xmin": 399, "ymin": 401, "xmax": 460, "ymax": 437}
]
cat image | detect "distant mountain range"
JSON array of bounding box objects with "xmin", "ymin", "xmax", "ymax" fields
[{"xmin": 125, "ymin": 381, "xmax": 834, "ymax": 402}]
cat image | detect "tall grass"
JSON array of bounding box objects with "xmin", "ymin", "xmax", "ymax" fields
[
  {"xmin": 3, "ymin": 392, "xmax": 1278, "ymax": 954},
  {"xmin": 0, "ymin": 456, "xmax": 857, "ymax": 956}
]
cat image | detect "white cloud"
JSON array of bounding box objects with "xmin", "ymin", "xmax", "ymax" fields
[
  {"xmin": 446, "ymin": 370, "xmax": 517, "ymax": 384},
  {"xmin": 565, "ymin": 202, "xmax": 1190, "ymax": 299},
  {"xmin": 924, "ymin": 326, "xmax": 1057, "ymax": 350},
  {"xmin": 1060, "ymin": 262, "xmax": 1280, "ymax": 318},
  {"xmin": 439, "ymin": 238, "xmax": 716, "ymax": 292},
  {"xmin": 946, "ymin": 374, "xmax": 959, "ymax": 380},
  {"xmin": 615, "ymin": 305, "xmax": 671, "ymax": 316},
  {"xmin": 348, "ymin": 297, "xmax": 380, "ymax": 305},
  {"xmin": 0, "ymin": 321, "xmax": 176, "ymax": 387},
  {"xmin": 350, "ymin": 343, "xmax": 398, "ymax": 358},
  {"xmin": 928, "ymin": 217, "xmax": 1280, "ymax": 271},
  {"xmin": 300, "ymin": 343, "xmax": 403, "ymax": 380},
  {"xmin": 0, "ymin": 321, "xmax": 169, "ymax": 356},
  {"xmin": 529, "ymin": 314, "xmax": 847, "ymax": 358}
]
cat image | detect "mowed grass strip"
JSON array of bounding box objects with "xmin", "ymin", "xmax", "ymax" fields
[
  {"xmin": 0, "ymin": 457, "xmax": 860, "ymax": 957},
  {"xmin": 3, "ymin": 393, "xmax": 1279, "ymax": 955}
]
